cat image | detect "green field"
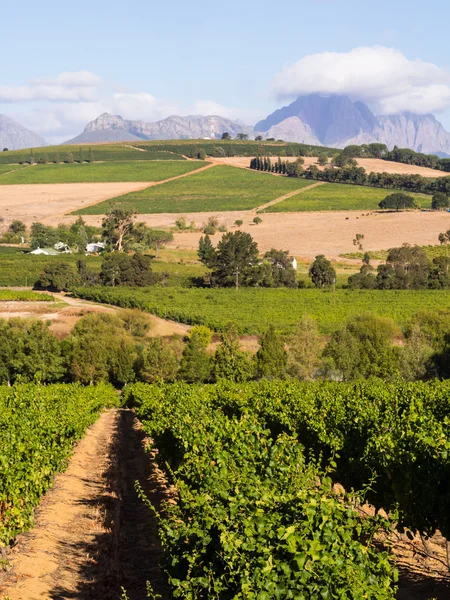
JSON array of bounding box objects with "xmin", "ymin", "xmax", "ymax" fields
[
  {"xmin": 0, "ymin": 161, "xmax": 208, "ymax": 185},
  {"xmin": 76, "ymin": 165, "xmax": 315, "ymax": 214},
  {"xmin": 341, "ymin": 244, "xmax": 450, "ymax": 261},
  {"xmin": 71, "ymin": 286, "xmax": 450, "ymax": 334},
  {"xmin": 263, "ymin": 182, "xmax": 431, "ymax": 212},
  {"xmin": 0, "ymin": 164, "xmax": 29, "ymax": 176},
  {"xmin": 0, "ymin": 289, "xmax": 54, "ymax": 301}
]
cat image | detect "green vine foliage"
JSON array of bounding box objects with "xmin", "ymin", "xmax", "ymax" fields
[
  {"xmin": 126, "ymin": 383, "xmax": 398, "ymax": 599},
  {"xmin": 0, "ymin": 382, "xmax": 119, "ymax": 546}
]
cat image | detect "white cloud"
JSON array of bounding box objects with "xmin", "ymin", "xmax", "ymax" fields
[
  {"xmin": 0, "ymin": 70, "xmax": 102, "ymax": 103},
  {"xmin": 272, "ymin": 47, "xmax": 450, "ymax": 115}
]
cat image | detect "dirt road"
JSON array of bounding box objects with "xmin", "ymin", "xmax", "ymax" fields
[{"xmin": 0, "ymin": 409, "xmax": 172, "ymax": 600}]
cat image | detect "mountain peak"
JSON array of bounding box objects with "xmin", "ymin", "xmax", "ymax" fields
[{"xmin": 0, "ymin": 114, "xmax": 47, "ymax": 150}]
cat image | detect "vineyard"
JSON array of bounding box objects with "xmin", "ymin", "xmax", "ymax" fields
[
  {"xmin": 0, "ymin": 144, "xmax": 165, "ymax": 164},
  {"xmin": 263, "ymin": 182, "xmax": 431, "ymax": 212},
  {"xmin": 0, "ymin": 382, "xmax": 119, "ymax": 547},
  {"xmin": 0, "ymin": 289, "xmax": 54, "ymax": 301},
  {"xmin": 77, "ymin": 165, "xmax": 315, "ymax": 215},
  {"xmin": 72, "ymin": 285, "xmax": 450, "ymax": 334},
  {"xmin": 124, "ymin": 379, "xmax": 450, "ymax": 598},
  {"xmin": 0, "ymin": 160, "xmax": 207, "ymax": 185}
]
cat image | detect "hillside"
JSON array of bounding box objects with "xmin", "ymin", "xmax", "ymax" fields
[{"xmin": 0, "ymin": 114, "xmax": 46, "ymax": 150}]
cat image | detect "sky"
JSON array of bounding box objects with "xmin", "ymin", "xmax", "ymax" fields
[{"xmin": 2, "ymin": 0, "xmax": 450, "ymax": 143}]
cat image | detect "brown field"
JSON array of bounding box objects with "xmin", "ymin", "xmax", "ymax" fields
[
  {"xmin": 163, "ymin": 210, "xmax": 450, "ymax": 259},
  {"xmin": 211, "ymin": 156, "xmax": 450, "ymax": 178},
  {"xmin": 0, "ymin": 182, "xmax": 151, "ymax": 225}
]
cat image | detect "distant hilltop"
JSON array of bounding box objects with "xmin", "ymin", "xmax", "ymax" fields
[{"xmin": 0, "ymin": 114, "xmax": 46, "ymax": 151}]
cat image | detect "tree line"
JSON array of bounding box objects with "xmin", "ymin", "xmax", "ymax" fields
[{"xmin": 7, "ymin": 306, "xmax": 450, "ymax": 388}]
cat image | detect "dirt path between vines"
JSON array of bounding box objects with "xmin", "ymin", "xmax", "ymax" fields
[
  {"xmin": 255, "ymin": 181, "xmax": 326, "ymax": 212},
  {"xmin": 0, "ymin": 408, "xmax": 172, "ymax": 600}
]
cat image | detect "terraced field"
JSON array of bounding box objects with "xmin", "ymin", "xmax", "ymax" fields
[
  {"xmin": 77, "ymin": 165, "xmax": 314, "ymax": 214},
  {"xmin": 263, "ymin": 182, "xmax": 431, "ymax": 212}
]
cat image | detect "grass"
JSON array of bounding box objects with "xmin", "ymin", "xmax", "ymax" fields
[
  {"xmin": 70, "ymin": 286, "xmax": 450, "ymax": 334},
  {"xmin": 263, "ymin": 182, "xmax": 431, "ymax": 212},
  {"xmin": 0, "ymin": 164, "xmax": 29, "ymax": 176},
  {"xmin": 0, "ymin": 289, "xmax": 54, "ymax": 302},
  {"xmin": 0, "ymin": 161, "xmax": 208, "ymax": 185},
  {"xmin": 77, "ymin": 166, "xmax": 315, "ymax": 215}
]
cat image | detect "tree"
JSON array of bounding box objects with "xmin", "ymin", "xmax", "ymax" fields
[
  {"xmin": 100, "ymin": 252, "xmax": 155, "ymax": 287},
  {"xmin": 9, "ymin": 220, "xmax": 26, "ymax": 235},
  {"xmin": 256, "ymin": 324, "xmax": 287, "ymax": 379},
  {"xmin": 255, "ymin": 135, "xmax": 263, "ymax": 141},
  {"xmin": 259, "ymin": 249, "xmax": 297, "ymax": 288},
  {"xmin": 89, "ymin": 147, "xmax": 94, "ymax": 163},
  {"xmin": 199, "ymin": 148, "xmax": 206, "ymax": 160},
  {"xmin": 318, "ymin": 153, "xmax": 328, "ymax": 166},
  {"xmin": 118, "ymin": 309, "xmax": 152, "ymax": 337},
  {"xmin": 431, "ymin": 192, "xmax": 450, "ymax": 210},
  {"xmin": 55, "ymin": 152, "xmax": 60, "ymax": 164},
  {"xmin": 379, "ymin": 193, "xmax": 416, "ymax": 211},
  {"xmin": 236, "ymin": 133, "xmax": 248, "ymax": 141},
  {"xmin": 324, "ymin": 314, "xmax": 400, "ymax": 381},
  {"xmin": 39, "ymin": 261, "xmax": 77, "ymax": 291},
  {"xmin": 309, "ymin": 255, "xmax": 336, "ymax": 289},
  {"xmin": 102, "ymin": 207, "xmax": 136, "ymax": 251},
  {"xmin": 347, "ymin": 263, "xmax": 377, "ymax": 289},
  {"xmin": 376, "ymin": 245, "xmax": 429, "ymax": 290},
  {"xmin": 198, "ymin": 234, "xmax": 217, "ymax": 267},
  {"xmin": 179, "ymin": 327, "xmax": 211, "ymax": 382},
  {"xmin": 30, "ymin": 149, "xmax": 35, "ymax": 164},
  {"xmin": 66, "ymin": 152, "xmax": 74, "ymax": 164},
  {"xmin": 253, "ymin": 216, "xmax": 262, "ymax": 225},
  {"xmin": 39, "ymin": 153, "xmax": 48, "ymax": 164},
  {"xmin": 211, "ymin": 324, "xmax": 253, "ymax": 382},
  {"xmin": 30, "ymin": 222, "xmax": 59, "ymax": 249},
  {"xmin": 212, "ymin": 231, "xmax": 259, "ymax": 289},
  {"xmin": 353, "ymin": 233, "xmax": 364, "ymax": 251},
  {"xmin": 234, "ymin": 219, "xmax": 243, "ymax": 227},
  {"xmin": 130, "ymin": 224, "xmax": 174, "ymax": 257},
  {"xmin": 138, "ymin": 337, "xmax": 179, "ymax": 382},
  {"xmin": 221, "ymin": 132, "xmax": 231, "ymax": 140},
  {"xmin": 0, "ymin": 319, "xmax": 64, "ymax": 384},
  {"xmin": 287, "ymin": 316, "xmax": 323, "ymax": 380},
  {"xmin": 286, "ymin": 158, "xmax": 305, "ymax": 177},
  {"xmin": 79, "ymin": 147, "xmax": 84, "ymax": 163}
]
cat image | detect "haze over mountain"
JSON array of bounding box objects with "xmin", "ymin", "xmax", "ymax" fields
[
  {"xmin": 255, "ymin": 95, "xmax": 450, "ymax": 156},
  {"xmin": 0, "ymin": 114, "xmax": 47, "ymax": 150},
  {"xmin": 65, "ymin": 113, "xmax": 256, "ymax": 144}
]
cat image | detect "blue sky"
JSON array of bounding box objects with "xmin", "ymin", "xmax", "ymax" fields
[{"xmin": 2, "ymin": 0, "xmax": 450, "ymax": 142}]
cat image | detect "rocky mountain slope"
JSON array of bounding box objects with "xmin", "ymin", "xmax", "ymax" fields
[
  {"xmin": 255, "ymin": 95, "xmax": 450, "ymax": 155},
  {"xmin": 0, "ymin": 114, "xmax": 46, "ymax": 150},
  {"xmin": 66, "ymin": 113, "xmax": 255, "ymax": 144}
]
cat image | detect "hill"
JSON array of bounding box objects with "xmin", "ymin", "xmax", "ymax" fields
[{"xmin": 0, "ymin": 114, "xmax": 47, "ymax": 150}]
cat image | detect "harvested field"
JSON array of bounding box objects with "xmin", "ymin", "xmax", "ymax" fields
[
  {"xmin": 0, "ymin": 182, "xmax": 152, "ymax": 225},
  {"xmin": 212, "ymin": 156, "xmax": 450, "ymax": 177}
]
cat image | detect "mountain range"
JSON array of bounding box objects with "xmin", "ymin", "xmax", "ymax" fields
[
  {"xmin": 65, "ymin": 112, "xmax": 255, "ymax": 144},
  {"xmin": 2, "ymin": 94, "xmax": 450, "ymax": 156},
  {"xmin": 0, "ymin": 114, "xmax": 46, "ymax": 150},
  {"xmin": 255, "ymin": 95, "xmax": 450, "ymax": 156}
]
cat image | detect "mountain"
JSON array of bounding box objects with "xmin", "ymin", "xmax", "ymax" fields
[
  {"xmin": 0, "ymin": 114, "xmax": 46, "ymax": 150},
  {"xmin": 255, "ymin": 95, "xmax": 450, "ymax": 155},
  {"xmin": 65, "ymin": 113, "xmax": 255, "ymax": 144}
]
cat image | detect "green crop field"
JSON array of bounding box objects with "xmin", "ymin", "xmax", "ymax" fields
[
  {"xmin": 0, "ymin": 289, "xmax": 55, "ymax": 301},
  {"xmin": 77, "ymin": 165, "xmax": 315, "ymax": 214},
  {"xmin": 341, "ymin": 244, "xmax": 450, "ymax": 262},
  {"xmin": 263, "ymin": 182, "xmax": 431, "ymax": 212},
  {"xmin": 0, "ymin": 161, "xmax": 208, "ymax": 185},
  {"xmin": 0, "ymin": 164, "xmax": 29, "ymax": 176},
  {"xmin": 71, "ymin": 286, "xmax": 450, "ymax": 334}
]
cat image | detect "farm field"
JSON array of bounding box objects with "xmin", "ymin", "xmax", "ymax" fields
[
  {"xmin": 76, "ymin": 165, "xmax": 315, "ymax": 214},
  {"xmin": 0, "ymin": 164, "xmax": 29, "ymax": 176},
  {"xmin": 71, "ymin": 286, "xmax": 450, "ymax": 334},
  {"xmin": 0, "ymin": 160, "xmax": 208, "ymax": 185},
  {"xmin": 0, "ymin": 144, "xmax": 186, "ymax": 164},
  {"xmin": 263, "ymin": 182, "xmax": 431, "ymax": 212}
]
